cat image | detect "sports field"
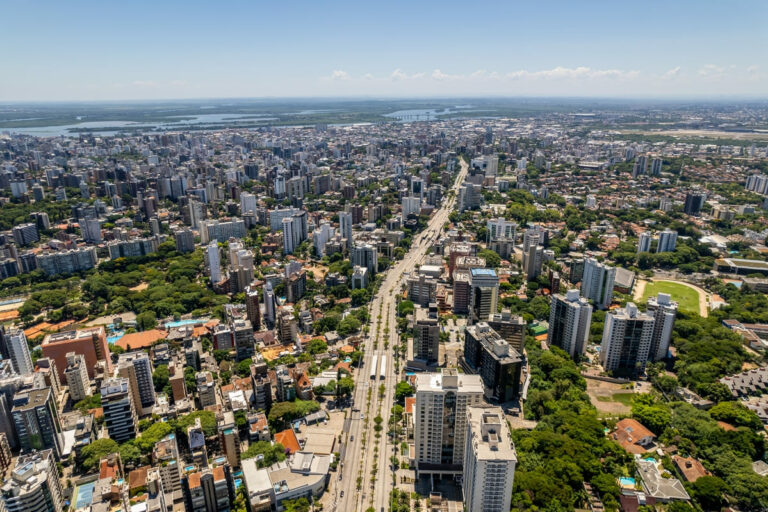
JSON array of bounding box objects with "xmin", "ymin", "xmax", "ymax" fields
[{"xmin": 640, "ymin": 280, "xmax": 702, "ymax": 315}]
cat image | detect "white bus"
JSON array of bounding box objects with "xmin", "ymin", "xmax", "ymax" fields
[
  {"xmin": 379, "ymin": 355, "xmax": 387, "ymax": 380},
  {"xmin": 370, "ymin": 354, "xmax": 378, "ymax": 380}
]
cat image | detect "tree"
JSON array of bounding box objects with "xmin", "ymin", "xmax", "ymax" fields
[
  {"xmin": 478, "ymin": 249, "xmax": 501, "ymax": 268},
  {"xmin": 691, "ymin": 476, "xmax": 729, "ymax": 511},
  {"xmin": 268, "ymin": 400, "xmax": 321, "ymax": 430},
  {"xmin": 306, "ymin": 338, "xmax": 328, "ymax": 355},
  {"xmin": 136, "ymin": 310, "xmax": 157, "ymax": 331},
  {"xmin": 395, "ymin": 382, "xmax": 414, "ymax": 402},
  {"xmin": 79, "ymin": 438, "xmax": 118, "ymax": 471},
  {"xmin": 337, "ymin": 316, "xmax": 361, "ymax": 337},
  {"xmin": 242, "ymin": 441, "xmax": 287, "ymax": 467},
  {"xmin": 74, "ymin": 394, "xmax": 102, "ymax": 414},
  {"xmin": 118, "ymin": 441, "xmax": 141, "ymax": 467},
  {"xmin": 338, "ymin": 376, "xmax": 355, "ymax": 397},
  {"xmin": 709, "ymin": 401, "xmax": 763, "ymax": 430},
  {"xmin": 397, "ymin": 300, "xmax": 414, "ymax": 317},
  {"xmin": 152, "ymin": 365, "xmax": 169, "ymax": 393}
]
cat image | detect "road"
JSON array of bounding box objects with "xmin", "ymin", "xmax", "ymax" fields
[{"xmin": 334, "ymin": 159, "xmax": 468, "ymax": 512}]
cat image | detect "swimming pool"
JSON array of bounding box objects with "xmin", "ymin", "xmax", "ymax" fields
[
  {"xmin": 619, "ymin": 477, "xmax": 636, "ymax": 487},
  {"xmin": 164, "ymin": 318, "xmax": 207, "ymax": 328},
  {"xmin": 107, "ymin": 332, "xmax": 124, "ymax": 345},
  {"xmin": 75, "ymin": 481, "xmax": 96, "ymax": 509}
]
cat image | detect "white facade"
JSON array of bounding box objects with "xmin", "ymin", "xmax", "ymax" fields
[
  {"xmin": 581, "ymin": 257, "xmax": 615, "ymax": 309},
  {"xmin": 414, "ymin": 369, "xmax": 484, "ymax": 473},
  {"xmin": 7, "ymin": 329, "xmax": 33, "ymax": 376},
  {"xmin": 637, "ymin": 232, "xmax": 652, "ymax": 254},
  {"xmin": 463, "ymin": 407, "xmax": 516, "ymax": 512},
  {"xmin": 547, "ymin": 290, "xmax": 593, "ymax": 358},
  {"xmin": 646, "ymin": 293, "xmax": 678, "ymax": 361},
  {"xmin": 656, "ymin": 229, "xmax": 678, "ymax": 253},
  {"xmin": 599, "ymin": 303, "xmax": 655, "ymax": 374},
  {"xmin": 64, "ymin": 352, "xmax": 91, "ymax": 402},
  {"xmin": 206, "ymin": 242, "xmax": 221, "ymax": 284}
]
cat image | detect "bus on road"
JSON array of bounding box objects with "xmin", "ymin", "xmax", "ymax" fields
[
  {"xmin": 379, "ymin": 355, "xmax": 387, "ymax": 380},
  {"xmin": 370, "ymin": 354, "xmax": 378, "ymax": 380}
]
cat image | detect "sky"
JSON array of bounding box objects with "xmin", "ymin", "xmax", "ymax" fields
[{"xmin": 1, "ymin": 0, "xmax": 767, "ymax": 101}]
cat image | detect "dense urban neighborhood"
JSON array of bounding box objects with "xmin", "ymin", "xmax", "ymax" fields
[{"xmin": 1, "ymin": 101, "xmax": 768, "ymax": 512}]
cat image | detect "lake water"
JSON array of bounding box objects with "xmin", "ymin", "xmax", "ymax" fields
[{"xmin": 5, "ymin": 113, "xmax": 279, "ymax": 137}]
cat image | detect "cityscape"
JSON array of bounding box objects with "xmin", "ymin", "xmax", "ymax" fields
[{"xmin": 1, "ymin": 2, "xmax": 768, "ymax": 512}]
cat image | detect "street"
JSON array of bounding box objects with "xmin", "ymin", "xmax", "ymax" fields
[{"xmin": 334, "ymin": 159, "xmax": 468, "ymax": 512}]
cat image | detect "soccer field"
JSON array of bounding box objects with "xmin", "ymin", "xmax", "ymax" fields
[{"xmin": 640, "ymin": 280, "xmax": 702, "ymax": 315}]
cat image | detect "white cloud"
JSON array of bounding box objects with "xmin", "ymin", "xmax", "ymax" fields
[
  {"xmin": 330, "ymin": 70, "xmax": 350, "ymax": 81},
  {"xmin": 698, "ymin": 64, "xmax": 725, "ymax": 77},
  {"xmin": 504, "ymin": 66, "xmax": 637, "ymax": 80},
  {"xmin": 132, "ymin": 80, "xmax": 157, "ymax": 88},
  {"xmin": 661, "ymin": 66, "xmax": 681, "ymax": 79},
  {"xmin": 747, "ymin": 65, "xmax": 760, "ymax": 74},
  {"xmin": 431, "ymin": 69, "xmax": 463, "ymax": 81}
]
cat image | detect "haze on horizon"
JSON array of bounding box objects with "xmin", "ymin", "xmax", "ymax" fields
[{"xmin": 2, "ymin": 0, "xmax": 767, "ymax": 102}]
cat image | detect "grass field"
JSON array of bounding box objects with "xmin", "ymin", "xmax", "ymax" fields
[
  {"xmin": 596, "ymin": 392, "xmax": 635, "ymax": 406},
  {"xmin": 641, "ymin": 281, "xmax": 701, "ymax": 315}
]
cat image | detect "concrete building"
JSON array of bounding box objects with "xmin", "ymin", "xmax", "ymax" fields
[
  {"xmin": 547, "ymin": 290, "xmax": 593, "ymax": 359},
  {"xmin": 116, "ymin": 351, "xmax": 156, "ymax": 417},
  {"xmin": 206, "ymin": 242, "xmax": 221, "ymax": 284},
  {"xmin": 182, "ymin": 465, "xmax": 234, "ymax": 512},
  {"xmin": 41, "ymin": 327, "xmax": 111, "ymax": 381},
  {"xmin": 486, "ymin": 218, "xmax": 516, "ymax": 244},
  {"xmin": 107, "ymin": 237, "xmax": 158, "ymax": 259},
  {"xmin": 463, "ymin": 406, "xmax": 517, "ymax": 512},
  {"xmin": 245, "ymin": 285, "xmax": 262, "ymax": 330},
  {"xmin": 683, "ymin": 191, "xmax": 706, "ymax": 216},
  {"xmin": 5, "ymin": 329, "xmax": 33, "ymax": 376},
  {"xmin": 657, "ymin": 229, "xmax": 678, "ymax": 253},
  {"xmin": 0, "ymin": 450, "xmax": 63, "ymax": 512},
  {"xmin": 453, "ymin": 270, "xmax": 471, "ymax": 314},
  {"xmin": 35, "ymin": 247, "xmax": 97, "ymax": 276},
  {"xmin": 486, "ymin": 311, "xmax": 526, "ymax": 353},
  {"xmin": 175, "ymin": 228, "xmax": 195, "ymax": 254},
  {"xmin": 196, "ymin": 372, "xmax": 217, "ymax": 408},
  {"xmin": 463, "ymin": 323, "xmax": 522, "ymax": 403},
  {"xmin": 469, "ymin": 268, "xmax": 499, "ymax": 323},
  {"xmin": 351, "ymin": 242, "xmax": 377, "ymax": 275},
  {"xmin": 599, "ymin": 303, "xmax": 655, "ymax": 376},
  {"xmin": 646, "ymin": 293, "xmax": 678, "ymax": 361},
  {"xmin": 407, "ymin": 271, "xmax": 438, "ymax": 307},
  {"xmin": 581, "ymin": 257, "xmax": 615, "ymax": 309},
  {"xmin": 11, "ymin": 387, "xmax": 63, "ymax": 459},
  {"xmin": 64, "ymin": 352, "xmax": 91, "ymax": 402},
  {"xmin": 414, "ymin": 305, "xmax": 440, "ymax": 365},
  {"xmin": 153, "ymin": 433, "xmax": 183, "ymax": 503},
  {"xmin": 637, "ymin": 232, "xmax": 652, "ymax": 254},
  {"xmin": 200, "ymin": 219, "xmax": 246, "ymax": 243},
  {"xmin": 414, "ymin": 369, "xmax": 484, "ymax": 475},
  {"xmin": 12, "ymin": 223, "xmax": 39, "ymax": 247},
  {"xmin": 101, "ymin": 378, "xmax": 138, "ymax": 443}
]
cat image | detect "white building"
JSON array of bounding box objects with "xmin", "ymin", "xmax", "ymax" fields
[
  {"xmin": 656, "ymin": 229, "xmax": 678, "ymax": 253},
  {"xmin": 206, "ymin": 242, "xmax": 222, "ymax": 284},
  {"xmin": 581, "ymin": 257, "xmax": 615, "ymax": 309},
  {"xmin": 339, "ymin": 211, "xmax": 353, "ymax": 249},
  {"xmin": 637, "ymin": 232, "xmax": 652, "ymax": 254},
  {"xmin": 64, "ymin": 352, "xmax": 91, "ymax": 402},
  {"xmin": 0, "ymin": 450, "xmax": 63, "ymax": 512},
  {"xmin": 463, "ymin": 406, "xmax": 516, "ymax": 512},
  {"xmin": 6, "ymin": 329, "xmax": 33, "ymax": 376},
  {"xmin": 486, "ymin": 218, "xmax": 516, "ymax": 243},
  {"xmin": 599, "ymin": 303, "xmax": 655, "ymax": 376},
  {"xmin": 414, "ymin": 369, "xmax": 484, "ymax": 475},
  {"xmin": 646, "ymin": 293, "xmax": 678, "ymax": 361},
  {"xmin": 547, "ymin": 290, "xmax": 593, "ymax": 359}
]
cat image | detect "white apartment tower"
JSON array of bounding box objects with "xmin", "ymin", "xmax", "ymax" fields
[
  {"xmin": 580, "ymin": 257, "xmax": 616, "ymax": 309},
  {"xmin": 64, "ymin": 352, "xmax": 91, "ymax": 402},
  {"xmin": 206, "ymin": 242, "xmax": 221, "ymax": 284},
  {"xmin": 599, "ymin": 303, "xmax": 655, "ymax": 376},
  {"xmin": 6, "ymin": 329, "xmax": 33, "ymax": 376},
  {"xmin": 637, "ymin": 232, "xmax": 652, "ymax": 254},
  {"xmin": 646, "ymin": 293, "xmax": 678, "ymax": 361},
  {"xmin": 463, "ymin": 406, "xmax": 516, "ymax": 512},
  {"xmin": 547, "ymin": 290, "xmax": 593, "ymax": 359},
  {"xmin": 656, "ymin": 229, "xmax": 678, "ymax": 253},
  {"xmin": 339, "ymin": 211, "xmax": 353, "ymax": 249},
  {"xmin": 414, "ymin": 369, "xmax": 484, "ymax": 475}
]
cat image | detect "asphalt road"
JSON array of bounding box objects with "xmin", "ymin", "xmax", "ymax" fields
[{"xmin": 333, "ymin": 160, "xmax": 468, "ymax": 512}]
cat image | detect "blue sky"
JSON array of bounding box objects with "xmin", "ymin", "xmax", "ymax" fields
[{"xmin": 2, "ymin": 0, "xmax": 766, "ymax": 100}]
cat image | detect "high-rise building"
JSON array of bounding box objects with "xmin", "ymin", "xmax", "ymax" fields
[
  {"xmin": 469, "ymin": 268, "xmax": 499, "ymax": 322},
  {"xmin": 463, "ymin": 323, "xmax": 522, "ymax": 402},
  {"xmin": 351, "ymin": 243, "xmax": 377, "ymax": 275},
  {"xmin": 486, "ymin": 311, "xmax": 526, "ymax": 352},
  {"xmin": 547, "ymin": 290, "xmax": 593, "ymax": 359},
  {"xmin": 452, "ymin": 271, "xmax": 471, "ymax": 314},
  {"xmin": 64, "ymin": 352, "xmax": 91, "ymax": 402},
  {"xmin": 463, "ymin": 406, "xmax": 517, "ymax": 512},
  {"xmin": 656, "ymin": 229, "xmax": 678, "ymax": 253},
  {"xmin": 196, "ymin": 372, "xmax": 217, "ymax": 408},
  {"xmin": 233, "ymin": 319, "xmax": 254, "ymax": 361},
  {"xmin": 12, "ymin": 224, "xmax": 40, "ymax": 247},
  {"xmin": 599, "ymin": 303, "xmax": 655, "ymax": 376},
  {"xmin": 101, "ymin": 378, "xmax": 138, "ymax": 443},
  {"xmin": 41, "ymin": 327, "xmax": 111, "ymax": 381},
  {"xmin": 580, "ymin": 258, "xmax": 615, "ymax": 310},
  {"xmin": 5, "ymin": 329, "xmax": 33, "ymax": 376},
  {"xmin": 80, "ymin": 218, "xmax": 102, "ymax": 244},
  {"xmin": 414, "ymin": 305, "xmax": 440, "ymax": 365},
  {"xmin": 0, "ymin": 450, "xmax": 63, "ymax": 512},
  {"xmin": 282, "ymin": 216, "xmax": 296, "ymax": 254},
  {"xmin": 414, "ymin": 369, "xmax": 484, "ymax": 475},
  {"xmin": 683, "ymin": 191, "xmax": 706, "ymax": 216},
  {"xmin": 107, "ymin": 237, "xmax": 158, "ymax": 259},
  {"xmin": 206, "ymin": 242, "xmax": 221, "ymax": 284},
  {"xmin": 245, "ymin": 286, "xmax": 261, "ymax": 330},
  {"xmin": 458, "ymin": 183, "xmax": 483, "ymax": 212},
  {"xmin": 646, "ymin": 293, "xmax": 678, "ymax": 361},
  {"xmin": 486, "ymin": 218, "xmax": 516, "ymax": 243},
  {"xmin": 200, "ymin": 219, "xmax": 246, "ymax": 243},
  {"xmin": 153, "ymin": 433, "xmax": 182, "ymax": 498},
  {"xmin": 35, "ymin": 247, "xmax": 98, "ymax": 276},
  {"xmin": 11, "ymin": 387, "xmax": 64, "ymax": 458},
  {"xmin": 182, "ymin": 465, "xmax": 234, "ymax": 512},
  {"xmin": 263, "ymin": 282, "xmax": 277, "ymax": 328},
  {"xmin": 637, "ymin": 232, "xmax": 652, "ymax": 254},
  {"xmin": 523, "ymin": 244, "xmax": 544, "ymax": 280},
  {"xmin": 407, "ymin": 272, "xmax": 438, "ymax": 307},
  {"xmin": 650, "ymin": 158, "xmax": 663, "ymax": 176},
  {"xmin": 219, "ymin": 411, "xmax": 240, "ymax": 469},
  {"xmin": 117, "ymin": 351, "xmax": 156, "ymax": 417},
  {"xmin": 175, "ymin": 229, "xmax": 195, "ymax": 254}
]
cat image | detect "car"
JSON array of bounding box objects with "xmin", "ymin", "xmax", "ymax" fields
[
  {"xmin": 350, "ymin": 435, "xmax": 354, "ymax": 441},
  {"xmin": 340, "ymin": 491, "xmax": 344, "ymax": 497}
]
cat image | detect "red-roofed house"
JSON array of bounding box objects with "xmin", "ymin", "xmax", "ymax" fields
[
  {"xmin": 274, "ymin": 429, "xmax": 301, "ymax": 454},
  {"xmin": 611, "ymin": 418, "xmax": 656, "ymax": 454}
]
